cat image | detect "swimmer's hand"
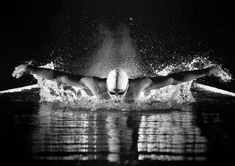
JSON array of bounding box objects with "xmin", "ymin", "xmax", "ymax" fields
[
  {"xmin": 12, "ymin": 64, "xmax": 29, "ymax": 78},
  {"xmin": 208, "ymin": 66, "xmax": 221, "ymax": 77}
]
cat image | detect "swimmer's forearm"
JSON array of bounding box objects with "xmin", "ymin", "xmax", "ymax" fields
[
  {"xmin": 13, "ymin": 64, "xmax": 89, "ymax": 90},
  {"xmin": 27, "ymin": 65, "xmax": 64, "ymax": 81},
  {"xmin": 26, "ymin": 65, "xmax": 86, "ymax": 88},
  {"xmin": 170, "ymin": 67, "xmax": 211, "ymax": 83}
]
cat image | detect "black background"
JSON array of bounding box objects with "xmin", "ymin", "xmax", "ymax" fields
[
  {"xmin": 1, "ymin": 0, "xmax": 234, "ymax": 90},
  {"xmin": 0, "ymin": 1, "xmax": 235, "ymax": 166}
]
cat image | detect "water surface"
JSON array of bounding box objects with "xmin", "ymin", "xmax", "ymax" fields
[{"xmin": 0, "ymin": 89, "xmax": 234, "ymax": 166}]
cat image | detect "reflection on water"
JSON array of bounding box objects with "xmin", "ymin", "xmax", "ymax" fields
[
  {"xmin": 138, "ymin": 110, "xmax": 206, "ymax": 161},
  {"xmin": 29, "ymin": 103, "xmax": 208, "ymax": 163},
  {"xmin": 1, "ymin": 98, "xmax": 234, "ymax": 165}
]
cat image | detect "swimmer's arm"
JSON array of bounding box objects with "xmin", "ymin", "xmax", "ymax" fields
[
  {"xmin": 145, "ymin": 66, "xmax": 220, "ymax": 90},
  {"xmin": 125, "ymin": 66, "xmax": 220, "ymax": 100},
  {"xmin": 12, "ymin": 64, "xmax": 108, "ymax": 97},
  {"xmin": 167, "ymin": 66, "xmax": 220, "ymax": 85},
  {"xmin": 12, "ymin": 64, "xmax": 85, "ymax": 88}
]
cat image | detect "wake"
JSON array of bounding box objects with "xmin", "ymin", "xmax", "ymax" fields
[
  {"xmin": 30, "ymin": 57, "xmax": 233, "ymax": 109},
  {"xmin": 1, "ymin": 57, "xmax": 233, "ymax": 110}
]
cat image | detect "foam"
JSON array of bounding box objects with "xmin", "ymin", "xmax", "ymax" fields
[
  {"xmin": 1, "ymin": 57, "xmax": 231, "ymax": 110},
  {"xmin": 32, "ymin": 57, "xmax": 232, "ymax": 109}
]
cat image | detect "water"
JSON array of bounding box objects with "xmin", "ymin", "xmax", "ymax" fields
[
  {"xmin": 29, "ymin": 58, "xmax": 232, "ymax": 106},
  {"xmin": 2, "ymin": 57, "xmax": 234, "ymax": 166},
  {"xmin": 3, "ymin": 34, "xmax": 234, "ymax": 166},
  {"xmin": 1, "ymin": 88, "xmax": 235, "ymax": 166}
]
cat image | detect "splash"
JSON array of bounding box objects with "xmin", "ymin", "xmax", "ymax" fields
[
  {"xmin": 30, "ymin": 57, "xmax": 232, "ymax": 110},
  {"xmin": 87, "ymin": 25, "xmax": 144, "ymax": 78},
  {"xmin": 155, "ymin": 56, "xmax": 232, "ymax": 82}
]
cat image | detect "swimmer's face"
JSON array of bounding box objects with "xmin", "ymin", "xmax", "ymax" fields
[{"xmin": 106, "ymin": 69, "xmax": 129, "ymax": 96}]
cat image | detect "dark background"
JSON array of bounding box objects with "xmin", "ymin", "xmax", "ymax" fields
[{"xmin": 1, "ymin": 0, "xmax": 234, "ymax": 91}]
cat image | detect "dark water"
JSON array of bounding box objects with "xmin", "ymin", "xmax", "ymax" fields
[{"xmin": 0, "ymin": 89, "xmax": 235, "ymax": 166}]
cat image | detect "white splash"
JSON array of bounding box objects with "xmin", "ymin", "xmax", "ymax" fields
[
  {"xmin": 31, "ymin": 61, "xmax": 196, "ymax": 106},
  {"xmin": 195, "ymin": 83, "xmax": 235, "ymax": 97},
  {"xmin": 155, "ymin": 57, "xmax": 232, "ymax": 82},
  {"xmin": 139, "ymin": 81, "xmax": 195, "ymax": 104},
  {"xmin": 0, "ymin": 84, "xmax": 39, "ymax": 94},
  {"xmin": 28, "ymin": 57, "xmax": 232, "ymax": 108},
  {"xmin": 1, "ymin": 57, "xmax": 232, "ymax": 109}
]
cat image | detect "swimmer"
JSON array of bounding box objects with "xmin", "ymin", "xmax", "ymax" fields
[{"xmin": 12, "ymin": 64, "xmax": 221, "ymax": 101}]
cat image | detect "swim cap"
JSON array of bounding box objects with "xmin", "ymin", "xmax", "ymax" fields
[{"xmin": 106, "ymin": 69, "xmax": 129, "ymax": 94}]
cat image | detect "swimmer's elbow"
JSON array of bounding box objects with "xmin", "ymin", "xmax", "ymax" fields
[
  {"xmin": 169, "ymin": 77, "xmax": 182, "ymax": 85},
  {"xmin": 57, "ymin": 75, "xmax": 86, "ymax": 89},
  {"xmin": 39, "ymin": 70, "xmax": 58, "ymax": 81},
  {"xmin": 56, "ymin": 76, "xmax": 67, "ymax": 84},
  {"xmin": 56, "ymin": 75, "xmax": 76, "ymax": 86}
]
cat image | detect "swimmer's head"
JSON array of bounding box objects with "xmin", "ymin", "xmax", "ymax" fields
[{"xmin": 106, "ymin": 69, "xmax": 129, "ymax": 96}]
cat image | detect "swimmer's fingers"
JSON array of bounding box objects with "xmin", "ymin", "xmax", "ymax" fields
[{"xmin": 12, "ymin": 64, "xmax": 28, "ymax": 78}]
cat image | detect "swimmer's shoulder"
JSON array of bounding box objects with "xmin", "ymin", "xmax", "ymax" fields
[
  {"xmin": 80, "ymin": 75, "xmax": 106, "ymax": 87},
  {"xmin": 129, "ymin": 76, "xmax": 152, "ymax": 84}
]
